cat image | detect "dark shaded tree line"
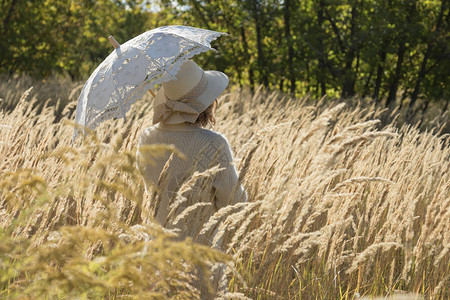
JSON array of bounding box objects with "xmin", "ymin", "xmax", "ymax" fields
[
  {"xmin": 161, "ymin": 0, "xmax": 449, "ymax": 119},
  {"xmin": 1, "ymin": 0, "xmax": 449, "ymax": 119},
  {"xmin": 0, "ymin": 0, "xmax": 154, "ymax": 79}
]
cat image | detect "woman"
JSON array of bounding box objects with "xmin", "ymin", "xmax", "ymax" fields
[{"xmin": 136, "ymin": 60, "xmax": 246, "ymax": 243}]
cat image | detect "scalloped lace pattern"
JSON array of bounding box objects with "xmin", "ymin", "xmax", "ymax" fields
[{"xmin": 74, "ymin": 26, "xmax": 225, "ymax": 137}]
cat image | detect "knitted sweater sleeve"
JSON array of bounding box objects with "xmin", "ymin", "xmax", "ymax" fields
[{"xmin": 212, "ymin": 135, "xmax": 247, "ymax": 208}]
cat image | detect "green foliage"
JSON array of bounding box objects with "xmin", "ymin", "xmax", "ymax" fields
[
  {"xmin": 161, "ymin": 0, "xmax": 449, "ymax": 115},
  {"xmin": 0, "ymin": 0, "xmax": 150, "ymax": 79},
  {"xmin": 1, "ymin": 0, "xmax": 448, "ymax": 118}
]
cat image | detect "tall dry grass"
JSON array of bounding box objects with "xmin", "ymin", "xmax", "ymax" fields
[{"xmin": 0, "ymin": 78, "xmax": 449, "ymax": 299}]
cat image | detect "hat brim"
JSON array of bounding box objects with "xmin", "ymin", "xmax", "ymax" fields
[{"xmin": 154, "ymin": 70, "xmax": 229, "ymax": 124}]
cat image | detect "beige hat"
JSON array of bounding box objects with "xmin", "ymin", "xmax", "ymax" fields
[{"xmin": 153, "ymin": 60, "xmax": 229, "ymax": 124}]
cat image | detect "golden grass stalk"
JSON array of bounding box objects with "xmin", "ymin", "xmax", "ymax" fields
[{"xmin": 1, "ymin": 78, "xmax": 449, "ymax": 299}]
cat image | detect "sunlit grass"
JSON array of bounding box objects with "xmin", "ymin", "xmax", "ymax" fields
[{"xmin": 0, "ymin": 78, "xmax": 448, "ymax": 299}]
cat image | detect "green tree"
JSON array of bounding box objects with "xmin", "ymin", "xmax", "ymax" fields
[
  {"xmin": 0, "ymin": 0, "xmax": 149, "ymax": 79},
  {"xmin": 1, "ymin": 0, "xmax": 449, "ymax": 120}
]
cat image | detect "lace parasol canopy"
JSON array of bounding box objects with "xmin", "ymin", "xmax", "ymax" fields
[{"xmin": 74, "ymin": 25, "xmax": 226, "ymax": 139}]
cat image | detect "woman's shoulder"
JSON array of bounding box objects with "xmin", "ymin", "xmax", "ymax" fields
[
  {"xmin": 138, "ymin": 125, "xmax": 158, "ymax": 141},
  {"xmin": 196, "ymin": 128, "xmax": 235, "ymax": 163},
  {"xmin": 138, "ymin": 124, "xmax": 229, "ymax": 146},
  {"xmin": 141, "ymin": 125, "xmax": 157, "ymax": 134},
  {"xmin": 197, "ymin": 128, "xmax": 230, "ymax": 147}
]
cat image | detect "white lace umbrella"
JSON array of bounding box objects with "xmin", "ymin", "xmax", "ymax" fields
[{"xmin": 73, "ymin": 25, "xmax": 226, "ymax": 139}]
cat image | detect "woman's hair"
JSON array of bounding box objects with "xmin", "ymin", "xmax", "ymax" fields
[{"xmin": 194, "ymin": 100, "xmax": 217, "ymax": 127}]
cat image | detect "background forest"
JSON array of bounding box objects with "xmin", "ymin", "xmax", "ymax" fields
[{"xmin": 1, "ymin": 0, "xmax": 449, "ymax": 124}]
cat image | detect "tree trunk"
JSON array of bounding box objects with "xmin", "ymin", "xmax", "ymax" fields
[
  {"xmin": 386, "ymin": 3, "xmax": 417, "ymax": 108},
  {"xmin": 418, "ymin": 100, "xmax": 430, "ymax": 128},
  {"xmin": 279, "ymin": 77, "xmax": 284, "ymax": 92},
  {"xmin": 251, "ymin": 0, "xmax": 269, "ymax": 87},
  {"xmin": 240, "ymin": 26, "xmax": 255, "ymax": 91},
  {"xmin": 372, "ymin": 39, "xmax": 388, "ymax": 102},
  {"xmin": 1, "ymin": 0, "xmax": 17, "ymax": 35},
  {"xmin": 409, "ymin": 46, "xmax": 429, "ymax": 109},
  {"xmin": 386, "ymin": 39, "xmax": 406, "ymax": 107},
  {"xmin": 306, "ymin": 61, "xmax": 311, "ymax": 93},
  {"xmin": 362, "ymin": 71, "xmax": 373, "ymax": 97},
  {"xmin": 237, "ymin": 64, "xmax": 243, "ymax": 89},
  {"xmin": 317, "ymin": 0, "xmax": 327, "ymax": 96},
  {"xmin": 342, "ymin": 3, "xmax": 358, "ymax": 98},
  {"xmin": 408, "ymin": 0, "xmax": 446, "ymax": 121},
  {"xmin": 284, "ymin": 0, "xmax": 295, "ymax": 94}
]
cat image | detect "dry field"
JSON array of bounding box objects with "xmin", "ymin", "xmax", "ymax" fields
[{"xmin": 0, "ymin": 77, "xmax": 449, "ymax": 299}]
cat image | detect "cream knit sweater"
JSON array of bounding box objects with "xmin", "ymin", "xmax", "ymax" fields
[{"xmin": 137, "ymin": 122, "xmax": 246, "ymax": 240}]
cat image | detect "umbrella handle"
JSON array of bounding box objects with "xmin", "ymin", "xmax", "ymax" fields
[
  {"xmin": 108, "ymin": 35, "xmax": 120, "ymax": 49},
  {"xmin": 148, "ymin": 90, "xmax": 156, "ymax": 97}
]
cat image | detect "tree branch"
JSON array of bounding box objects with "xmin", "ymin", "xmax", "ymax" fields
[{"xmin": 323, "ymin": 8, "xmax": 346, "ymax": 52}]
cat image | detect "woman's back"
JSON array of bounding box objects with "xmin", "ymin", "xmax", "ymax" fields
[{"xmin": 137, "ymin": 122, "xmax": 245, "ymax": 241}]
